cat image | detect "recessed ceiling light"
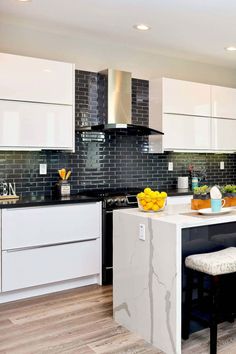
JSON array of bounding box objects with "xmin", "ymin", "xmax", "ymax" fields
[
  {"xmin": 133, "ymin": 24, "xmax": 151, "ymax": 31},
  {"xmin": 17, "ymin": 0, "xmax": 32, "ymax": 2},
  {"xmin": 225, "ymin": 46, "xmax": 236, "ymax": 51}
]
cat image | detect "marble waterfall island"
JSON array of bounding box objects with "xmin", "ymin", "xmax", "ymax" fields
[{"xmin": 113, "ymin": 204, "xmax": 236, "ymax": 354}]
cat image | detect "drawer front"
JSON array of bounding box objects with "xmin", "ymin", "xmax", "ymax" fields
[
  {"xmin": 2, "ymin": 203, "xmax": 101, "ymax": 250},
  {"xmin": 2, "ymin": 238, "xmax": 100, "ymax": 292}
]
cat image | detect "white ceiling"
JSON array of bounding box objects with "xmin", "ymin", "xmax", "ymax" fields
[{"xmin": 1, "ymin": 0, "xmax": 236, "ymax": 68}]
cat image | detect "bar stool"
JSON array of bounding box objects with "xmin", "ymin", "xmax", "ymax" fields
[{"xmin": 183, "ymin": 247, "xmax": 236, "ymax": 354}]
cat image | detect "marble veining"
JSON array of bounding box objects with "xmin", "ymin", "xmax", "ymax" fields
[{"xmin": 113, "ymin": 302, "xmax": 131, "ymax": 317}]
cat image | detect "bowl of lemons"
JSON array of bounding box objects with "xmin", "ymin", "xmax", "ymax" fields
[{"xmin": 137, "ymin": 187, "xmax": 167, "ymax": 212}]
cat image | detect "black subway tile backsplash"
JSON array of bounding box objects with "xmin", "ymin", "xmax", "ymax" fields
[{"xmin": 1, "ymin": 69, "xmax": 236, "ymax": 196}]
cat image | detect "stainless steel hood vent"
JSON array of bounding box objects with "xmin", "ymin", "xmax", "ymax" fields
[{"xmin": 78, "ymin": 69, "xmax": 163, "ymax": 136}]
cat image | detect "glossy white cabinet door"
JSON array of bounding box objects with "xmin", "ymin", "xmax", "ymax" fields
[
  {"xmin": 2, "ymin": 238, "xmax": 100, "ymax": 292},
  {"xmin": 212, "ymin": 118, "xmax": 236, "ymax": 151},
  {"xmin": 163, "ymin": 78, "xmax": 211, "ymax": 116},
  {"xmin": 0, "ymin": 100, "xmax": 73, "ymax": 150},
  {"xmin": 2, "ymin": 203, "xmax": 101, "ymax": 250},
  {"xmin": 0, "ymin": 53, "xmax": 74, "ymax": 105},
  {"xmin": 212, "ymin": 85, "xmax": 236, "ymax": 119},
  {"xmin": 163, "ymin": 114, "xmax": 212, "ymax": 150}
]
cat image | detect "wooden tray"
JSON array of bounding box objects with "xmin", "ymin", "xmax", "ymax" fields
[
  {"xmin": 191, "ymin": 196, "xmax": 236, "ymax": 210},
  {"xmin": 0, "ymin": 195, "xmax": 19, "ymax": 200}
]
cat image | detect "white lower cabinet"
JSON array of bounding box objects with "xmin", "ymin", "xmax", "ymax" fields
[
  {"xmin": 163, "ymin": 114, "xmax": 212, "ymax": 150},
  {"xmin": 2, "ymin": 239, "xmax": 100, "ymax": 292},
  {"xmin": 2, "ymin": 203, "xmax": 100, "ymax": 250},
  {"xmin": 0, "ymin": 203, "xmax": 102, "ymax": 294}
]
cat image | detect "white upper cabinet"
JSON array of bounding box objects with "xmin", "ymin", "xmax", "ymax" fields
[
  {"xmin": 212, "ymin": 118, "xmax": 236, "ymax": 151},
  {"xmin": 0, "ymin": 53, "xmax": 74, "ymax": 105},
  {"xmin": 149, "ymin": 78, "xmax": 236, "ymax": 153},
  {"xmin": 0, "ymin": 53, "xmax": 75, "ymax": 151},
  {"xmin": 212, "ymin": 85, "xmax": 236, "ymax": 119},
  {"xmin": 149, "ymin": 78, "xmax": 212, "ymax": 153},
  {"xmin": 163, "ymin": 114, "xmax": 212, "ymax": 151},
  {"xmin": 0, "ymin": 100, "xmax": 73, "ymax": 150},
  {"xmin": 162, "ymin": 78, "xmax": 211, "ymax": 116}
]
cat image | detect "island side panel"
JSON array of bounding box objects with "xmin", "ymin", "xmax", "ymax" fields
[
  {"xmin": 151, "ymin": 218, "xmax": 182, "ymax": 354},
  {"xmin": 113, "ymin": 212, "xmax": 151, "ymax": 341},
  {"xmin": 113, "ymin": 210, "xmax": 182, "ymax": 354},
  {"xmin": 0, "ymin": 209, "xmax": 1, "ymax": 292}
]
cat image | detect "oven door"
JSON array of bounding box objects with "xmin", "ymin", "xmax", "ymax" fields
[{"xmin": 102, "ymin": 209, "xmax": 113, "ymax": 285}]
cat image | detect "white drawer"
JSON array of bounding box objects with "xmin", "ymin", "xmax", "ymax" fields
[
  {"xmin": 2, "ymin": 238, "xmax": 100, "ymax": 292},
  {"xmin": 2, "ymin": 203, "xmax": 101, "ymax": 250}
]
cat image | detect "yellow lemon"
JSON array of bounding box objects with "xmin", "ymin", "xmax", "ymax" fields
[
  {"xmin": 141, "ymin": 200, "xmax": 146, "ymax": 207},
  {"xmin": 160, "ymin": 191, "xmax": 167, "ymax": 198},
  {"xmin": 154, "ymin": 191, "xmax": 160, "ymax": 197},
  {"xmin": 137, "ymin": 192, "xmax": 145, "ymax": 199},
  {"xmin": 158, "ymin": 200, "xmax": 165, "ymax": 209},
  {"xmin": 150, "ymin": 191, "xmax": 156, "ymax": 199},
  {"xmin": 145, "ymin": 196, "xmax": 151, "ymax": 203},
  {"xmin": 147, "ymin": 202, "xmax": 153, "ymax": 209},
  {"xmin": 143, "ymin": 205, "xmax": 149, "ymax": 211},
  {"xmin": 152, "ymin": 204, "xmax": 159, "ymax": 211},
  {"xmin": 144, "ymin": 187, "xmax": 152, "ymax": 195}
]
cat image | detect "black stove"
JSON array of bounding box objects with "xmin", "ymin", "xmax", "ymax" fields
[
  {"xmin": 79, "ymin": 188, "xmax": 141, "ymax": 284},
  {"xmin": 81, "ymin": 188, "xmax": 140, "ymax": 209}
]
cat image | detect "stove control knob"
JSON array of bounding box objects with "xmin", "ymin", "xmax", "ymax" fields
[
  {"xmin": 120, "ymin": 198, "xmax": 126, "ymax": 204},
  {"xmin": 107, "ymin": 198, "xmax": 114, "ymax": 206}
]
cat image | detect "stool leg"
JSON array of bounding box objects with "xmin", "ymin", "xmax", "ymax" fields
[
  {"xmin": 182, "ymin": 269, "xmax": 194, "ymax": 340},
  {"xmin": 210, "ymin": 276, "xmax": 219, "ymax": 354},
  {"xmin": 198, "ymin": 272, "xmax": 204, "ymax": 303}
]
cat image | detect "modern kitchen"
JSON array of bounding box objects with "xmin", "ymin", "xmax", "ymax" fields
[{"xmin": 1, "ymin": 1, "xmax": 236, "ymax": 353}]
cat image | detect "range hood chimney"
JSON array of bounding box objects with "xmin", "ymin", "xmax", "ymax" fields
[{"xmin": 78, "ymin": 69, "xmax": 163, "ymax": 136}]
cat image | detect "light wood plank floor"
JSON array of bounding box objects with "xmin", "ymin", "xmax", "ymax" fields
[
  {"xmin": 0, "ymin": 285, "xmax": 162, "ymax": 354},
  {"xmin": 0, "ymin": 285, "xmax": 236, "ymax": 354}
]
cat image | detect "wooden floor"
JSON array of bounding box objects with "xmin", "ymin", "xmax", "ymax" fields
[
  {"xmin": 0, "ymin": 285, "xmax": 236, "ymax": 354},
  {"xmin": 182, "ymin": 320, "xmax": 236, "ymax": 354},
  {"xmin": 0, "ymin": 285, "xmax": 162, "ymax": 354}
]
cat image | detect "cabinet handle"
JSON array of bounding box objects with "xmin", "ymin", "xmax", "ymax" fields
[{"xmin": 4, "ymin": 238, "xmax": 99, "ymax": 253}]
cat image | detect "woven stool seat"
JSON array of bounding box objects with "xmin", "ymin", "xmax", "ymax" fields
[{"xmin": 185, "ymin": 247, "xmax": 236, "ymax": 276}]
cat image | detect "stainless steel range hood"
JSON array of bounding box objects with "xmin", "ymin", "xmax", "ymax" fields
[{"xmin": 78, "ymin": 69, "xmax": 163, "ymax": 136}]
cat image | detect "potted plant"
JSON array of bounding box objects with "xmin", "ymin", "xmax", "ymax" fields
[
  {"xmin": 193, "ymin": 185, "xmax": 210, "ymax": 200},
  {"xmin": 221, "ymin": 185, "xmax": 236, "ymax": 198}
]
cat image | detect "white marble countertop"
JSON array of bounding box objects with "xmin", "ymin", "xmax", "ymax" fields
[{"xmin": 115, "ymin": 204, "xmax": 236, "ymax": 229}]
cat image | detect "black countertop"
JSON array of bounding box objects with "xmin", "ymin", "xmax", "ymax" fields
[
  {"xmin": 0, "ymin": 194, "xmax": 101, "ymax": 209},
  {"xmin": 0, "ymin": 189, "xmax": 193, "ymax": 209},
  {"xmin": 166, "ymin": 189, "xmax": 193, "ymax": 197}
]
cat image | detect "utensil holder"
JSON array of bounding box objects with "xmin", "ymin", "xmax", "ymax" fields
[{"xmin": 56, "ymin": 180, "xmax": 70, "ymax": 196}]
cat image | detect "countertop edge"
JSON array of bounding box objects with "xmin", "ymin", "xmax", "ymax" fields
[{"xmin": 0, "ymin": 195, "xmax": 102, "ymax": 209}]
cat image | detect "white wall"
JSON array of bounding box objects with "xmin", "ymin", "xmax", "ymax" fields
[{"xmin": 1, "ymin": 20, "xmax": 236, "ymax": 86}]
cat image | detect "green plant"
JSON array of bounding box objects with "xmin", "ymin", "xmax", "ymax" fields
[
  {"xmin": 221, "ymin": 185, "xmax": 236, "ymax": 194},
  {"xmin": 193, "ymin": 185, "xmax": 209, "ymax": 195}
]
